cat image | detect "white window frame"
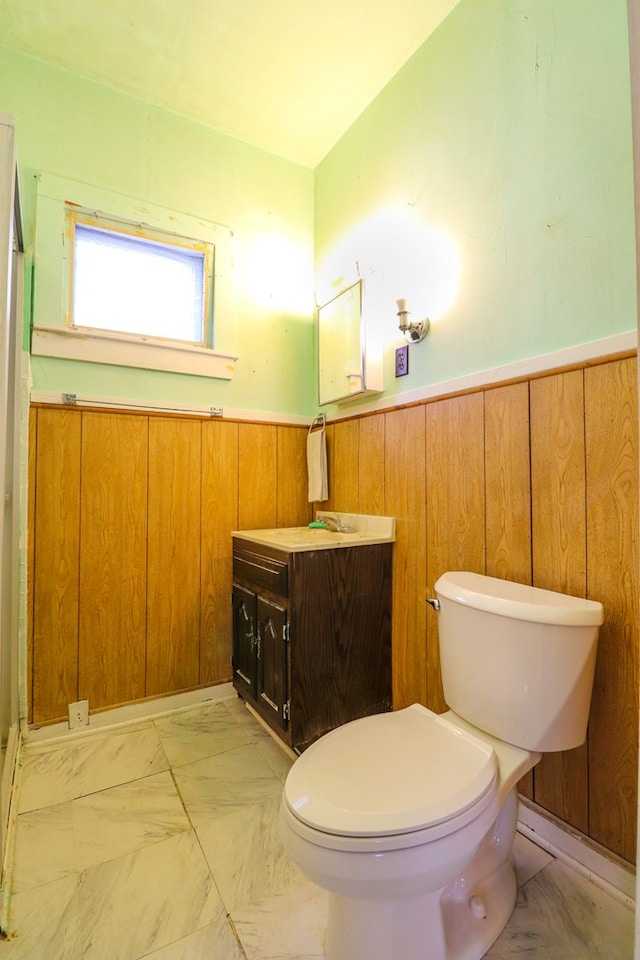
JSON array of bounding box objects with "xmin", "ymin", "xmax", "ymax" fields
[
  {"xmin": 31, "ymin": 174, "xmax": 237, "ymax": 380},
  {"xmin": 69, "ymin": 210, "xmax": 214, "ymax": 347}
]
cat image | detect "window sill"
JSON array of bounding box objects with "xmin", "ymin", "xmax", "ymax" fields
[{"xmin": 31, "ymin": 324, "xmax": 238, "ymax": 380}]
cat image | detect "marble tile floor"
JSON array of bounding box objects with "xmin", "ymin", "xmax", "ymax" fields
[{"xmin": 0, "ymin": 697, "xmax": 633, "ymax": 959}]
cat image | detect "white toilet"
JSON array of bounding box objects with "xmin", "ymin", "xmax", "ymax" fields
[{"xmin": 279, "ymin": 571, "xmax": 604, "ymax": 960}]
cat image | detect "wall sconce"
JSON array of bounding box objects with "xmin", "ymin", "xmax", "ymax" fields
[{"xmin": 396, "ymin": 298, "xmax": 429, "ymax": 344}]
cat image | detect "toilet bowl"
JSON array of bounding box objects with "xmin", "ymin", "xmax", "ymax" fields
[
  {"xmin": 279, "ymin": 572, "xmax": 604, "ymax": 960},
  {"xmin": 280, "ymin": 704, "xmax": 538, "ymax": 960}
]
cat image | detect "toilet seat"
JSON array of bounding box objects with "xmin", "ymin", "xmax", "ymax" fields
[{"xmin": 284, "ymin": 704, "xmax": 498, "ymax": 848}]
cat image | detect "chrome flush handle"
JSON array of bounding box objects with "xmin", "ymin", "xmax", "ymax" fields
[{"xmin": 426, "ymin": 597, "xmax": 440, "ymax": 612}]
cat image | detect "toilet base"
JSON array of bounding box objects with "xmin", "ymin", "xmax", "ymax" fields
[
  {"xmin": 324, "ymin": 857, "xmax": 516, "ymax": 960},
  {"xmin": 320, "ymin": 782, "xmax": 521, "ymax": 960},
  {"xmin": 326, "ymin": 886, "xmax": 447, "ymax": 960},
  {"xmin": 441, "ymin": 858, "xmax": 517, "ymax": 960}
]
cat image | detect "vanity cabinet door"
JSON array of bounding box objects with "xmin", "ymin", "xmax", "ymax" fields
[
  {"xmin": 256, "ymin": 596, "xmax": 289, "ymax": 731},
  {"xmin": 232, "ymin": 583, "xmax": 257, "ymax": 699}
]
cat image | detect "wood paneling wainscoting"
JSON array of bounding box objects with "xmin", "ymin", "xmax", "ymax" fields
[
  {"xmin": 27, "ymin": 352, "xmax": 638, "ymax": 866},
  {"xmin": 322, "ymin": 355, "xmax": 638, "ymax": 866},
  {"xmin": 27, "ymin": 408, "xmax": 311, "ymax": 725}
]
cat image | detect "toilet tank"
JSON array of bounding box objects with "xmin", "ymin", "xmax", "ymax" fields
[{"xmin": 434, "ymin": 572, "xmax": 604, "ymax": 752}]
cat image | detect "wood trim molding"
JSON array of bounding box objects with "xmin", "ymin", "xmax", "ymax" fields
[{"xmin": 30, "ymin": 331, "xmax": 637, "ymax": 427}]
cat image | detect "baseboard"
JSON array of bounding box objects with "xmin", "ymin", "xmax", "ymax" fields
[
  {"xmin": 25, "ymin": 683, "xmax": 235, "ymax": 745},
  {"xmin": 0, "ymin": 726, "xmax": 22, "ymax": 935},
  {"xmin": 517, "ymin": 796, "xmax": 635, "ymax": 906}
]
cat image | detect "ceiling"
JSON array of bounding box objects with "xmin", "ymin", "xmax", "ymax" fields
[{"xmin": 1, "ymin": 0, "xmax": 461, "ymax": 168}]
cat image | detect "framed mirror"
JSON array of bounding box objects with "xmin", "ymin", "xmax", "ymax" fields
[{"xmin": 318, "ymin": 280, "xmax": 366, "ymax": 405}]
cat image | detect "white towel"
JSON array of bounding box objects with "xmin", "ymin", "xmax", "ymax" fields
[{"xmin": 307, "ymin": 428, "xmax": 328, "ymax": 502}]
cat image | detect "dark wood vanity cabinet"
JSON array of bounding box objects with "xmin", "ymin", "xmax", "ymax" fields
[{"xmin": 232, "ymin": 537, "xmax": 392, "ymax": 753}]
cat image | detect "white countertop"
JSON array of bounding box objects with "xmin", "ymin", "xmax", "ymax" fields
[{"xmin": 232, "ymin": 513, "xmax": 395, "ymax": 553}]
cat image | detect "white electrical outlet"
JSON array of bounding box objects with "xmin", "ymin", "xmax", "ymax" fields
[{"xmin": 68, "ymin": 699, "xmax": 89, "ymax": 729}]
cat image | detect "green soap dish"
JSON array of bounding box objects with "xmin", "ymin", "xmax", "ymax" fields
[{"xmin": 308, "ymin": 521, "xmax": 329, "ymax": 529}]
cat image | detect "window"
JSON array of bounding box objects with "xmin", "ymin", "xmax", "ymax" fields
[
  {"xmin": 31, "ymin": 173, "xmax": 237, "ymax": 380},
  {"xmin": 71, "ymin": 218, "xmax": 211, "ymax": 346}
]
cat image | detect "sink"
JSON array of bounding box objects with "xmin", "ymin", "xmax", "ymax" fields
[{"xmin": 232, "ymin": 513, "xmax": 396, "ymax": 552}]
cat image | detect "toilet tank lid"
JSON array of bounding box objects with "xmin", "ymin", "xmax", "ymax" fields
[{"xmin": 435, "ymin": 572, "xmax": 604, "ymax": 626}]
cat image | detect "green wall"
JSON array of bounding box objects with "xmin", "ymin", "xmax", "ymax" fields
[
  {"xmin": 0, "ymin": 48, "xmax": 316, "ymax": 417},
  {"xmin": 315, "ymin": 0, "xmax": 637, "ymax": 405},
  {"xmin": 1, "ymin": 0, "xmax": 637, "ymax": 418}
]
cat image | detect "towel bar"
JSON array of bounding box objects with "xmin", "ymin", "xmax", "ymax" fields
[{"xmin": 308, "ymin": 413, "xmax": 326, "ymax": 434}]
